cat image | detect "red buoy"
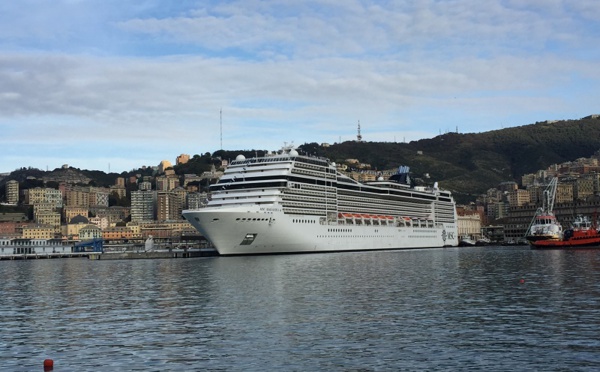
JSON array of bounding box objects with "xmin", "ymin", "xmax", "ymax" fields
[
  {"xmin": 519, "ymin": 279, "xmax": 525, "ymax": 284},
  {"xmin": 43, "ymin": 359, "xmax": 54, "ymax": 370}
]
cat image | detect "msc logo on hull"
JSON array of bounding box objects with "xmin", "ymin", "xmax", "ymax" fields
[{"xmin": 442, "ymin": 230, "xmax": 455, "ymax": 242}]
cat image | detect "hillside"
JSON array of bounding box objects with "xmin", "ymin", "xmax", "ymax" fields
[
  {"xmin": 299, "ymin": 116, "xmax": 600, "ymax": 202},
  {"xmin": 2, "ymin": 116, "xmax": 599, "ymax": 204}
]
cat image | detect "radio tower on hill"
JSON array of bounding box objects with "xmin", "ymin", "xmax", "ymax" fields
[{"xmin": 357, "ymin": 120, "xmax": 362, "ymax": 142}]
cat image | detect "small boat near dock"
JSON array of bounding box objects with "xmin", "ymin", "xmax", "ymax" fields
[{"xmin": 459, "ymin": 235, "xmax": 476, "ymax": 247}]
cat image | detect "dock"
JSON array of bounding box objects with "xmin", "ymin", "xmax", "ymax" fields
[
  {"xmin": 0, "ymin": 252, "xmax": 96, "ymax": 260},
  {"xmin": 0, "ymin": 248, "xmax": 219, "ymax": 260},
  {"xmin": 88, "ymin": 248, "xmax": 219, "ymax": 260}
]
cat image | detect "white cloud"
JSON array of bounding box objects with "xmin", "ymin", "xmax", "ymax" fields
[{"xmin": 0, "ymin": 0, "xmax": 599, "ymax": 172}]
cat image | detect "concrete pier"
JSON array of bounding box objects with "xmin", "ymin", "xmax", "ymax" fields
[
  {"xmin": 88, "ymin": 248, "xmax": 219, "ymax": 260},
  {"xmin": 0, "ymin": 252, "xmax": 96, "ymax": 260}
]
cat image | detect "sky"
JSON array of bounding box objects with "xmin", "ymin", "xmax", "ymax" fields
[{"xmin": 1, "ymin": 0, "xmax": 599, "ymax": 173}]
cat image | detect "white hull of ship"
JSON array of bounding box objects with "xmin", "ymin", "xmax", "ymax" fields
[{"xmin": 183, "ymin": 206, "xmax": 458, "ymax": 255}]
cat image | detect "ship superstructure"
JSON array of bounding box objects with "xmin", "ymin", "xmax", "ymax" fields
[{"xmin": 183, "ymin": 145, "xmax": 458, "ymax": 255}]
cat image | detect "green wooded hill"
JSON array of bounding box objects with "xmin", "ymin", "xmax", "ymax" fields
[{"xmin": 299, "ymin": 116, "xmax": 600, "ymax": 203}]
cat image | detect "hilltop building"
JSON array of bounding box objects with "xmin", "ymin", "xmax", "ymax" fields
[
  {"xmin": 6, "ymin": 180, "xmax": 19, "ymax": 205},
  {"xmin": 158, "ymin": 160, "xmax": 172, "ymax": 174},
  {"xmin": 176, "ymin": 154, "xmax": 190, "ymax": 165}
]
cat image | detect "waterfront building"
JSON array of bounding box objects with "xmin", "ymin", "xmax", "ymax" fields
[
  {"xmin": 102, "ymin": 226, "xmax": 135, "ymax": 241},
  {"xmin": 0, "ymin": 238, "xmax": 72, "ymax": 256},
  {"xmin": 126, "ymin": 222, "xmax": 142, "ymax": 237},
  {"xmin": 140, "ymin": 224, "xmax": 176, "ymax": 239},
  {"xmin": 79, "ymin": 225, "xmax": 102, "ymax": 240},
  {"xmin": 6, "ymin": 180, "xmax": 19, "ymax": 205},
  {"xmin": 457, "ymin": 213, "xmax": 482, "ymax": 239},
  {"xmin": 22, "ymin": 224, "xmax": 54, "ymax": 239},
  {"xmin": 133, "ymin": 220, "xmax": 195, "ymax": 240},
  {"xmin": 62, "ymin": 215, "xmax": 89, "ymax": 239}
]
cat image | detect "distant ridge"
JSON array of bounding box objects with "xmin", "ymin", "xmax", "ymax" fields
[
  {"xmin": 2, "ymin": 116, "xmax": 599, "ymax": 204},
  {"xmin": 299, "ymin": 115, "xmax": 600, "ymax": 202}
]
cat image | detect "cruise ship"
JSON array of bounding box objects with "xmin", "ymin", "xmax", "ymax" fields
[{"xmin": 183, "ymin": 145, "xmax": 458, "ymax": 255}]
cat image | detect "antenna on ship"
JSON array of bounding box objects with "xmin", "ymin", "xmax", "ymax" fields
[
  {"xmin": 220, "ymin": 108, "xmax": 223, "ymax": 150},
  {"xmin": 357, "ymin": 120, "xmax": 362, "ymax": 142}
]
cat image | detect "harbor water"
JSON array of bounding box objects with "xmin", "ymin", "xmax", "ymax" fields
[{"xmin": 1, "ymin": 246, "xmax": 600, "ymax": 371}]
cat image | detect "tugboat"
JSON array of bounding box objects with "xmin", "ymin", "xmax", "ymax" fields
[
  {"xmin": 530, "ymin": 215, "xmax": 600, "ymax": 249},
  {"xmin": 526, "ymin": 178, "xmax": 563, "ymax": 242}
]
